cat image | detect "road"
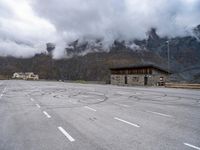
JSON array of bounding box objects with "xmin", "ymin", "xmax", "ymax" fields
[{"xmin": 0, "ymin": 80, "xmax": 199, "ymax": 150}]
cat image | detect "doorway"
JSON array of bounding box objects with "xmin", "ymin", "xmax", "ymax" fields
[
  {"xmin": 144, "ymin": 76, "xmax": 148, "ymax": 85},
  {"xmin": 125, "ymin": 76, "xmax": 128, "ymax": 84}
]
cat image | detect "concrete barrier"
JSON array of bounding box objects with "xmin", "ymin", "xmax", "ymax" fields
[{"xmin": 165, "ymin": 83, "xmax": 200, "ymax": 89}]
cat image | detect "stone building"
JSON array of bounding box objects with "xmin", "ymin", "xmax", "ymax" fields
[{"xmin": 110, "ymin": 64, "xmax": 170, "ymax": 86}]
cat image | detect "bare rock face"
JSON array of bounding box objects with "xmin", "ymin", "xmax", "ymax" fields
[
  {"xmin": 194, "ymin": 25, "xmax": 200, "ymax": 39},
  {"xmin": 46, "ymin": 43, "xmax": 56, "ymax": 55}
]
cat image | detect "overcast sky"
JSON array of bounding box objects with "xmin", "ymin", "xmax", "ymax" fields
[{"xmin": 0, "ymin": 0, "xmax": 200, "ymax": 58}]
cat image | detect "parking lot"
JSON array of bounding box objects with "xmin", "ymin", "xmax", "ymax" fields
[{"xmin": 0, "ymin": 80, "xmax": 199, "ymax": 150}]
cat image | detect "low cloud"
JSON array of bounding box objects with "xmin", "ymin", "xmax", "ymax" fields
[
  {"xmin": 0, "ymin": 0, "xmax": 200, "ymax": 58},
  {"xmin": 0, "ymin": 0, "xmax": 58, "ymax": 58},
  {"xmin": 0, "ymin": 39, "xmax": 42, "ymax": 58}
]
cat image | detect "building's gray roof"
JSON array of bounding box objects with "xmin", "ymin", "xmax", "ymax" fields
[{"xmin": 110, "ymin": 64, "xmax": 170, "ymax": 74}]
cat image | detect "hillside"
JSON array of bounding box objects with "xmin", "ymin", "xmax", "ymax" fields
[
  {"xmin": 0, "ymin": 50, "xmax": 166, "ymax": 82},
  {"xmin": 0, "ymin": 26, "xmax": 200, "ymax": 83}
]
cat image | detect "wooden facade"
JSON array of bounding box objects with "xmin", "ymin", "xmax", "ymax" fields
[{"xmin": 111, "ymin": 68, "xmax": 153, "ymax": 75}]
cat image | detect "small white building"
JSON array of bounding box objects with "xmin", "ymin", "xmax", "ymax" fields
[
  {"xmin": 12, "ymin": 72, "xmax": 26, "ymax": 80},
  {"xmin": 24, "ymin": 72, "xmax": 39, "ymax": 80},
  {"xmin": 12, "ymin": 72, "xmax": 39, "ymax": 80}
]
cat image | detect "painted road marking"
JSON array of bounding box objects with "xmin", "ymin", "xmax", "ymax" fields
[
  {"xmin": 84, "ymin": 106, "xmax": 97, "ymax": 112},
  {"xmin": 43, "ymin": 111, "xmax": 51, "ymax": 118},
  {"xmin": 36, "ymin": 104, "xmax": 41, "ymax": 108},
  {"xmin": 114, "ymin": 117, "xmax": 140, "ymax": 128},
  {"xmin": 147, "ymin": 111, "xmax": 172, "ymax": 118},
  {"xmin": 2, "ymin": 87, "xmax": 6, "ymax": 93},
  {"xmin": 58, "ymin": 126, "xmax": 75, "ymax": 142},
  {"xmin": 184, "ymin": 143, "xmax": 200, "ymax": 150},
  {"xmin": 115, "ymin": 103, "xmax": 129, "ymax": 108}
]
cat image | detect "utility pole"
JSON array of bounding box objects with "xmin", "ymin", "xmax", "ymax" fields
[{"xmin": 166, "ymin": 41, "xmax": 170, "ymax": 73}]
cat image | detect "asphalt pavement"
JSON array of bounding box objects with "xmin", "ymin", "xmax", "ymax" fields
[{"xmin": 0, "ymin": 80, "xmax": 199, "ymax": 150}]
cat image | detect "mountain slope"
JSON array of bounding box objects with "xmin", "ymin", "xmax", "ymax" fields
[{"xmin": 0, "ymin": 25, "xmax": 200, "ymax": 82}]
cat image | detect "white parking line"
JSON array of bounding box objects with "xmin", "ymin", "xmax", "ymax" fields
[
  {"xmin": 114, "ymin": 117, "xmax": 140, "ymax": 128},
  {"xmin": 147, "ymin": 111, "xmax": 172, "ymax": 118},
  {"xmin": 84, "ymin": 106, "xmax": 97, "ymax": 112},
  {"xmin": 184, "ymin": 143, "xmax": 200, "ymax": 150},
  {"xmin": 58, "ymin": 126, "xmax": 75, "ymax": 142},
  {"xmin": 36, "ymin": 104, "xmax": 41, "ymax": 108},
  {"xmin": 2, "ymin": 87, "xmax": 6, "ymax": 93},
  {"xmin": 43, "ymin": 111, "xmax": 51, "ymax": 118},
  {"xmin": 115, "ymin": 103, "xmax": 129, "ymax": 108}
]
